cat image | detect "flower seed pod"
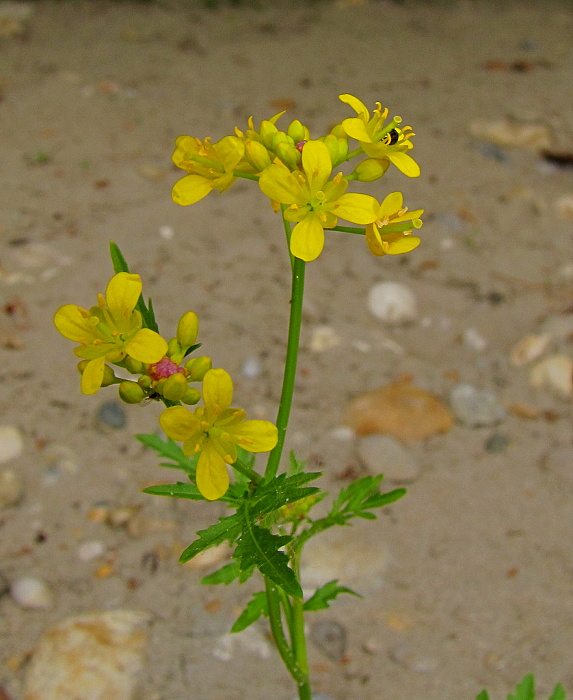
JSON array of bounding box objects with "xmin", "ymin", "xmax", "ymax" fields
[
  {"xmin": 118, "ymin": 381, "xmax": 146, "ymax": 404},
  {"xmin": 176, "ymin": 311, "xmax": 199, "ymax": 349},
  {"xmin": 162, "ymin": 373, "xmax": 188, "ymax": 402},
  {"xmin": 185, "ymin": 355, "xmax": 212, "ymax": 382}
]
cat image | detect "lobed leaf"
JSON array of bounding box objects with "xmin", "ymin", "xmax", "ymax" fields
[
  {"xmin": 231, "ymin": 591, "xmax": 268, "ymax": 633},
  {"xmin": 303, "ymin": 580, "xmax": 361, "ymax": 611},
  {"xmin": 136, "ymin": 432, "xmax": 198, "ymax": 476},
  {"xmin": 180, "ymin": 513, "xmax": 243, "ymax": 563},
  {"xmin": 142, "ymin": 482, "xmax": 203, "ymax": 500},
  {"xmin": 200, "ymin": 561, "xmax": 255, "ymax": 586}
]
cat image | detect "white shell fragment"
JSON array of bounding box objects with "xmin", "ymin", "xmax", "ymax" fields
[
  {"xmin": 529, "ymin": 355, "xmax": 573, "ymax": 398},
  {"xmin": 23, "ymin": 610, "xmax": 150, "ymax": 700},
  {"xmin": 450, "ymin": 384, "xmax": 506, "ymax": 427},
  {"xmin": 510, "ymin": 334, "xmax": 552, "ymax": 366},
  {"xmin": 367, "ymin": 282, "xmax": 417, "ymax": 324},
  {"xmin": 11, "ymin": 577, "xmax": 53, "ymax": 609}
]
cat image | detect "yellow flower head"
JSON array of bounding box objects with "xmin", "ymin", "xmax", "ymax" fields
[
  {"xmin": 365, "ymin": 191, "xmax": 423, "ymax": 257},
  {"xmin": 172, "ymin": 134, "xmax": 245, "ymax": 206},
  {"xmin": 259, "ymin": 140, "xmax": 379, "ymax": 262},
  {"xmin": 160, "ymin": 368, "xmax": 278, "ymax": 501},
  {"xmin": 54, "ymin": 272, "xmax": 168, "ymax": 395},
  {"xmin": 339, "ymin": 94, "xmax": 420, "ymax": 178}
]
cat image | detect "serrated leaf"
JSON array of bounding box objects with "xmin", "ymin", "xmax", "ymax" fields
[
  {"xmin": 231, "ymin": 591, "xmax": 268, "ymax": 633},
  {"xmin": 303, "ymin": 580, "xmax": 361, "ymax": 611},
  {"xmin": 511, "ymin": 674, "xmax": 535, "ymax": 700},
  {"xmin": 142, "ymin": 482, "xmax": 204, "ymax": 500},
  {"xmin": 250, "ymin": 472, "xmax": 321, "ymax": 518},
  {"xmin": 234, "ymin": 523, "xmax": 301, "ymax": 598},
  {"xmin": 362, "ymin": 487, "xmax": 407, "ymax": 510},
  {"xmin": 200, "ymin": 561, "xmax": 254, "ymax": 586},
  {"xmin": 136, "ymin": 433, "xmax": 198, "ymax": 476},
  {"xmin": 180, "ymin": 513, "xmax": 243, "ymax": 563},
  {"xmin": 288, "ymin": 451, "xmax": 306, "ymax": 476}
]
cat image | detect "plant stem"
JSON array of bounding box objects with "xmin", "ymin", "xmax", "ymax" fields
[
  {"xmin": 290, "ymin": 547, "xmax": 311, "ymax": 700},
  {"xmin": 265, "ymin": 578, "xmax": 306, "ymax": 684},
  {"xmin": 264, "ymin": 254, "xmax": 306, "ymax": 482},
  {"xmin": 231, "ymin": 457, "xmax": 262, "ymax": 485}
]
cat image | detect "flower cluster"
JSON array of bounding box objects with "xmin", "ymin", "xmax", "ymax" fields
[{"xmin": 172, "ymin": 93, "xmax": 423, "ymax": 262}]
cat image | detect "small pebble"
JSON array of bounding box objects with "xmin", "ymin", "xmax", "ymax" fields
[
  {"xmin": 450, "ymin": 384, "xmax": 506, "ymax": 427},
  {"xmin": 484, "ymin": 433, "xmax": 510, "ymax": 453},
  {"xmin": 0, "ymin": 426, "xmax": 24, "ymax": 464},
  {"xmin": 77, "ymin": 541, "xmax": 105, "ymax": 562},
  {"xmin": 95, "ymin": 401, "xmax": 127, "ymax": 430},
  {"xmin": 241, "ymin": 356, "xmax": 262, "ymax": 378},
  {"xmin": 474, "ymin": 141, "xmax": 507, "ymax": 162},
  {"xmin": 388, "ymin": 643, "xmax": 439, "ymax": 673},
  {"xmin": 158, "ymin": 225, "xmax": 174, "ymax": 240},
  {"xmin": 462, "ymin": 328, "xmax": 488, "ymax": 352},
  {"xmin": 310, "ymin": 619, "xmax": 347, "ymax": 661},
  {"xmin": 529, "ymin": 355, "xmax": 573, "ymax": 398},
  {"xmin": 357, "ymin": 435, "xmax": 420, "ymax": 483},
  {"xmin": 510, "ymin": 334, "xmax": 551, "ymax": 366},
  {"xmin": 10, "ymin": 577, "xmax": 53, "ymax": 609},
  {"xmin": 367, "ymin": 282, "xmax": 417, "ymax": 324},
  {"xmin": 308, "ymin": 325, "xmax": 342, "ymax": 352},
  {"xmin": 0, "ymin": 469, "xmax": 24, "ymax": 508}
]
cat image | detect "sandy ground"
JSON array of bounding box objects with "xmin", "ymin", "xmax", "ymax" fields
[{"xmin": 1, "ymin": 1, "xmax": 573, "ymax": 698}]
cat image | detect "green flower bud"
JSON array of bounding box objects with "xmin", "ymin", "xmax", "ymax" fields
[
  {"xmin": 77, "ymin": 360, "xmax": 89, "ymax": 374},
  {"xmin": 330, "ymin": 123, "xmax": 347, "ymax": 139},
  {"xmin": 353, "ymin": 158, "xmax": 390, "ymax": 182},
  {"xmin": 162, "ymin": 372, "xmax": 188, "ymax": 402},
  {"xmin": 335, "ymin": 137, "xmax": 348, "ymax": 163},
  {"xmin": 118, "ymin": 381, "xmax": 146, "ymax": 404},
  {"xmin": 245, "ymin": 140, "xmax": 272, "ymax": 171},
  {"xmin": 101, "ymin": 364, "xmax": 117, "ymax": 387},
  {"xmin": 287, "ymin": 119, "xmax": 310, "ymax": 144},
  {"xmin": 275, "ymin": 142, "xmax": 300, "ymax": 169},
  {"xmin": 167, "ymin": 337, "xmax": 181, "ymax": 357},
  {"xmin": 176, "ymin": 311, "xmax": 199, "ymax": 349},
  {"xmin": 271, "ymin": 131, "xmax": 292, "ymax": 150},
  {"xmin": 185, "ymin": 355, "xmax": 212, "ymax": 382},
  {"xmin": 138, "ymin": 375, "xmax": 152, "ymax": 390},
  {"xmin": 321, "ymin": 134, "xmax": 341, "ymax": 167},
  {"xmin": 124, "ymin": 356, "xmax": 143, "ymax": 374},
  {"xmin": 181, "ymin": 386, "xmax": 201, "ymax": 405},
  {"xmin": 259, "ymin": 120, "xmax": 279, "ymax": 149}
]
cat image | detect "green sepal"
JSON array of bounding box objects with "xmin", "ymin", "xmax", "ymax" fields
[
  {"xmin": 303, "ymin": 579, "xmax": 361, "ymax": 612},
  {"xmin": 231, "ymin": 592, "xmax": 268, "ymax": 633},
  {"xmin": 109, "ymin": 241, "xmax": 159, "ymax": 332}
]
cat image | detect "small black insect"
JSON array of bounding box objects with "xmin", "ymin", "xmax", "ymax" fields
[{"xmin": 383, "ymin": 128, "xmax": 400, "ymax": 146}]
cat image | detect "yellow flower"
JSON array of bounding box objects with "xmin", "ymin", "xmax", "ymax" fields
[
  {"xmin": 365, "ymin": 192, "xmax": 423, "ymax": 257},
  {"xmin": 160, "ymin": 368, "xmax": 278, "ymax": 501},
  {"xmin": 54, "ymin": 272, "xmax": 168, "ymax": 395},
  {"xmin": 172, "ymin": 134, "xmax": 245, "ymax": 206},
  {"xmin": 339, "ymin": 94, "xmax": 420, "ymax": 178},
  {"xmin": 259, "ymin": 140, "xmax": 379, "ymax": 262}
]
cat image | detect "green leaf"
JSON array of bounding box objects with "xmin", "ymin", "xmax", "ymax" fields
[
  {"xmin": 142, "ymin": 482, "xmax": 203, "ymax": 500},
  {"xmin": 476, "ymin": 692, "xmax": 489, "ymax": 700},
  {"xmin": 180, "ymin": 514, "xmax": 243, "ymax": 563},
  {"xmin": 303, "ymin": 579, "xmax": 361, "ymax": 611},
  {"xmin": 288, "ymin": 451, "xmax": 306, "ymax": 475},
  {"xmin": 231, "ymin": 591, "xmax": 268, "ymax": 633},
  {"xmin": 549, "ymin": 685, "xmax": 566, "ymax": 700},
  {"xmin": 109, "ymin": 241, "xmax": 158, "ymax": 332},
  {"xmin": 510, "ymin": 674, "xmax": 535, "ymax": 700},
  {"xmin": 200, "ymin": 561, "xmax": 254, "ymax": 586},
  {"xmin": 136, "ymin": 432, "xmax": 198, "ymax": 476},
  {"xmin": 249, "ymin": 472, "xmax": 322, "ymax": 518},
  {"xmin": 110, "ymin": 241, "xmax": 130, "ymax": 273},
  {"xmin": 234, "ymin": 524, "xmax": 301, "ymax": 598}
]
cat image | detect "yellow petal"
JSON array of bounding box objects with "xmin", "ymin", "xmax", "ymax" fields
[
  {"xmin": 386, "ymin": 235, "xmax": 421, "ymax": 255},
  {"xmin": 203, "ymin": 368, "xmax": 233, "ymax": 414},
  {"xmin": 301, "ymin": 140, "xmax": 331, "ymax": 189},
  {"xmin": 339, "ymin": 94, "xmax": 369, "ymax": 118},
  {"xmin": 54, "ymin": 304, "xmax": 95, "ymax": 342},
  {"xmin": 386, "ymin": 151, "xmax": 421, "ymax": 178},
  {"xmin": 213, "ymin": 135, "xmax": 244, "ymax": 171},
  {"xmin": 172, "ymin": 174, "xmax": 213, "ymax": 206},
  {"xmin": 172, "ymin": 135, "xmax": 200, "ymax": 168},
  {"xmin": 341, "ymin": 117, "xmax": 372, "ymax": 143},
  {"xmin": 378, "ymin": 192, "xmax": 404, "ymax": 219},
  {"xmin": 391, "ymin": 208, "xmax": 424, "ymax": 224},
  {"xmin": 365, "ymin": 223, "xmax": 387, "ymax": 257},
  {"xmin": 196, "ymin": 444, "xmax": 230, "ymax": 501},
  {"xmin": 228, "ymin": 420, "xmax": 278, "ymax": 453},
  {"xmin": 125, "ymin": 328, "xmax": 168, "ymax": 363},
  {"xmin": 290, "ymin": 214, "xmax": 325, "ymax": 262},
  {"xmin": 335, "ymin": 193, "xmax": 379, "ymax": 224},
  {"xmin": 160, "ymin": 405, "xmax": 202, "ymax": 442},
  {"xmin": 81, "ymin": 357, "xmax": 106, "ymax": 395},
  {"xmin": 105, "ymin": 273, "xmax": 142, "ymax": 319},
  {"xmin": 259, "ymin": 164, "xmax": 302, "ymax": 205}
]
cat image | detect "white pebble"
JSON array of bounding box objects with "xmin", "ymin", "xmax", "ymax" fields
[
  {"xmin": 241, "ymin": 356, "xmax": 262, "ymax": 378},
  {"xmin": 11, "ymin": 577, "xmax": 53, "ymax": 609},
  {"xmin": 462, "ymin": 327, "xmax": 488, "ymax": 352},
  {"xmin": 450, "ymin": 384, "xmax": 506, "ymax": 427},
  {"xmin": 0, "ymin": 425, "xmax": 24, "ymax": 464},
  {"xmin": 529, "ymin": 355, "xmax": 573, "ymax": 398},
  {"xmin": 510, "ymin": 334, "xmax": 551, "ymax": 366},
  {"xmin": 158, "ymin": 225, "xmax": 174, "ymax": 239},
  {"xmin": 368, "ymin": 282, "xmax": 417, "ymax": 324},
  {"xmin": 308, "ymin": 325, "xmax": 342, "ymax": 352},
  {"xmin": 77, "ymin": 541, "xmax": 106, "ymax": 562}
]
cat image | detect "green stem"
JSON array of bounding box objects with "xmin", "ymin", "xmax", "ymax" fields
[
  {"xmin": 328, "ymin": 225, "xmax": 366, "ymax": 235},
  {"xmin": 264, "ymin": 254, "xmax": 306, "ymax": 482},
  {"xmin": 290, "ymin": 547, "xmax": 311, "ymax": 700},
  {"xmin": 231, "ymin": 457, "xmax": 262, "ymax": 485}
]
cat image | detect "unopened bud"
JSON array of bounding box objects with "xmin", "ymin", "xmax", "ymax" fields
[
  {"xmin": 353, "ymin": 158, "xmax": 390, "ymax": 182},
  {"xmin": 259, "ymin": 120, "xmax": 279, "ymax": 149},
  {"xmin": 185, "ymin": 355, "xmax": 212, "ymax": 382},
  {"xmin": 287, "ymin": 119, "xmax": 310, "ymax": 144},
  {"xmin": 118, "ymin": 381, "xmax": 146, "ymax": 404},
  {"xmin": 176, "ymin": 311, "xmax": 199, "ymax": 349},
  {"xmin": 124, "ymin": 356, "xmax": 143, "ymax": 374},
  {"xmin": 138, "ymin": 375, "xmax": 152, "ymax": 390},
  {"xmin": 101, "ymin": 364, "xmax": 117, "ymax": 387},
  {"xmin": 245, "ymin": 140, "xmax": 272, "ymax": 171},
  {"xmin": 181, "ymin": 386, "xmax": 201, "ymax": 405},
  {"xmin": 275, "ymin": 142, "xmax": 300, "ymax": 169},
  {"xmin": 167, "ymin": 337, "xmax": 181, "ymax": 357},
  {"xmin": 162, "ymin": 373, "xmax": 189, "ymax": 402}
]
